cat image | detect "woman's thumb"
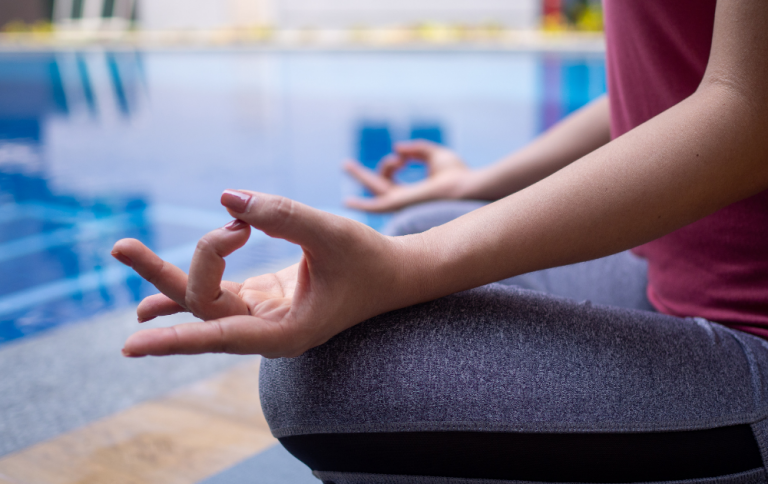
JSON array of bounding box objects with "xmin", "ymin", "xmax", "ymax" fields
[{"xmin": 220, "ymin": 190, "xmax": 335, "ymax": 250}]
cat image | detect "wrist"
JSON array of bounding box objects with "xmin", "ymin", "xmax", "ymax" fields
[
  {"xmin": 453, "ymin": 168, "xmax": 487, "ymax": 200},
  {"xmin": 383, "ymin": 231, "xmax": 442, "ymax": 310}
]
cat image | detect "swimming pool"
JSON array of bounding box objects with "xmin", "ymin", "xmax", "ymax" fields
[{"xmin": 0, "ymin": 49, "xmax": 606, "ymax": 345}]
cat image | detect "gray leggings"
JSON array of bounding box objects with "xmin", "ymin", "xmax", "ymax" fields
[{"xmin": 260, "ymin": 201, "xmax": 768, "ymax": 484}]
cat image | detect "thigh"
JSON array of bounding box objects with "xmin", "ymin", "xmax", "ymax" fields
[
  {"xmin": 260, "ymin": 284, "xmax": 768, "ymax": 483},
  {"xmin": 500, "ymin": 251, "xmax": 654, "ymax": 311}
]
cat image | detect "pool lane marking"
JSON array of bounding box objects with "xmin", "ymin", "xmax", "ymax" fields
[
  {"xmin": 0, "ymin": 203, "xmax": 81, "ymax": 225},
  {"xmin": 0, "ymin": 213, "xmax": 137, "ymax": 264},
  {"xmin": 0, "ymin": 203, "xmax": 238, "ymax": 231},
  {"xmin": 0, "ymin": 204, "xmax": 254, "ymax": 316},
  {"xmin": 0, "ymin": 232, "xmax": 274, "ymax": 317},
  {"xmin": 0, "ymin": 242, "xmax": 189, "ymax": 317},
  {"xmin": 0, "ymin": 205, "xmax": 361, "ymax": 317},
  {"xmin": 0, "ymin": 358, "xmax": 277, "ymax": 484},
  {"xmin": 0, "ymin": 204, "xmax": 230, "ymax": 264},
  {"xmin": 0, "ymin": 203, "xmax": 364, "ymax": 234}
]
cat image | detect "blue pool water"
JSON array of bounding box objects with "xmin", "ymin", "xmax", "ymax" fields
[{"xmin": 0, "ymin": 50, "xmax": 605, "ymax": 345}]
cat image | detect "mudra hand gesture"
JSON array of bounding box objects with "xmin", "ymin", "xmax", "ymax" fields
[
  {"xmin": 344, "ymin": 139, "xmax": 470, "ymax": 212},
  {"xmin": 111, "ymin": 189, "xmax": 409, "ymax": 358}
]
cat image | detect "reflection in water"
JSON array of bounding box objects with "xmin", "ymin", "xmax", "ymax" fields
[
  {"xmin": 106, "ymin": 52, "xmax": 136, "ymax": 116},
  {"xmin": 540, "ymin": 54, "xmax": 606, "ymax": 131},
  {"xmin": 357, "ymin": 124, "xmax": 392, "ymax": 171},
  {"xmin": 356, "ymin": 123, "xmax": 394, "ymax": 231},
  {"xmin": 0, "ymin": 50, "xmax": 606, "ymax": 345},
  {"xmin": 76, "ymin": 54, "xmax": 97, "ymax": 114},
  {"xmin": 0, "ymin": 52, "xmax": 150, "ymax": 343},
  {"xmin": 48, "ymin": 59, "xmax": 69, "ymax": 114}
]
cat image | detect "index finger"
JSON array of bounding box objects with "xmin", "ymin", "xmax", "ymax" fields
[{"xmin": 112, "ymin": 238, "xmax": 189, "ymax": 308}]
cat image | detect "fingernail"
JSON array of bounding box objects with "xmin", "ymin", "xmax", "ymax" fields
[
  {"xmin": 112, "ymin": 251, "xmax": 132, "ymax": 267},
  {"xmin": 138, "ymin": 316, "xmax": 155, "ymax": 323},
  {"xmin": 224, "ymin": 219, "xmax": 248, "ymax": 231},
  {"xmin": 221, "ymin": 190, "xmax": 252, "ymax": 213},
  {"xmin": 122, "ymin": 348, "xmax": 138, "ymax": 357}
]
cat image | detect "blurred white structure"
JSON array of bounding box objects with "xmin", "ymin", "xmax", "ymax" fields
[
  {"xmin": 53, "ymin": 0, "xmax": 540, "ymax": 30},
  {"xmin": 268, "ymin": 0, "xmax": 538, "ymax": 29},
  {"xmin": 138, "ymin": 0, "xmax": 275, "ymax": 30},
  {"xmin": 54, "ymin": 0, "xmax": 137, "ymax": 30}
]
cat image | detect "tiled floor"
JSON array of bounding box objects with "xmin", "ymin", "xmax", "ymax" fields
[
  {"xmin": 0, "ymin": 261, "xmax": 309, "ymax": 483},
  {"xmin": 0, "ymin": 359, "xmax": 280, "ymax": 483}
]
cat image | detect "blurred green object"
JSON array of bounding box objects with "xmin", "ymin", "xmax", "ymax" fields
[{"xmin": 543, "ymin": 0, "xmax": 603, "ymax": 32}]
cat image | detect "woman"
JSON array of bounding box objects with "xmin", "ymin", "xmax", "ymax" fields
[{"xmin": 112, "ymin": 0, "xmax": 768, "ymax": 481}]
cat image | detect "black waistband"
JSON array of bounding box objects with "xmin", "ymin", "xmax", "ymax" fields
[{"xmin": 280, "ymin": 424, "xmax": 764, "ymax": 482}]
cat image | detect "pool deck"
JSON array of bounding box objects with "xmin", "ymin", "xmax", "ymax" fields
[
  {"xmin": 0, "ymin": 359, "xmax": 276, "ymax": 483},
  {"xmin": 0, "ymin": 29, "xmax": 605, "ymax": 53},
  {"xmin": 0, "ymin": 261, "xmax": 309, "ymax": 483}
]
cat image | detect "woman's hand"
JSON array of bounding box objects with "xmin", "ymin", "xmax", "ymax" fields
[
  {"xmin": 343, "ymin": 140, "xmax": 472, "ymax": 212},
  {"xmin": 111, "ymin": 190, "xmax": 409, "ymax": 358}
]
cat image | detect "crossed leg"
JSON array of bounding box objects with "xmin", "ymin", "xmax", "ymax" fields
[{"xmin": 259, "ymin": 201, "xmax": 768, "ymax": 483}]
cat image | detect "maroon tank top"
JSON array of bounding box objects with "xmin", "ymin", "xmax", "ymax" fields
[{"xmin": 604, "ymin": 0, "xmax": 768, "ymax": 336}]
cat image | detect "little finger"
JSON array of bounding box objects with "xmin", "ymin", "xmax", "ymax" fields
[{"xmin": 137, "ymin": 293, "xmax": 187, "ymax": 322}]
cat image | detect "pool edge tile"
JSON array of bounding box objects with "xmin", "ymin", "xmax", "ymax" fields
[{"xmin": 0, "ymin": 359, "xmax": 276, "ymax": 484}]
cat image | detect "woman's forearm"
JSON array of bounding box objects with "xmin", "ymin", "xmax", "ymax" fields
[
  {"xmin": 399, "ymin": 0, "xmax": 768, "ymax": 307},
  {"xmin": 394, "ymin": 82, "xmax": 768, "ymax": 307},
  {"xmin": 459, "ymin": 95, "xmax": 611, "ymax": 200}
]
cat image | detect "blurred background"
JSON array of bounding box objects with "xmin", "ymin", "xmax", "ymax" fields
[
  {"xmin": 0, "ymin": 0, "xmax": 602, "ymax": 43},
  {"xmin": 0, "ymin": 1, "xmax": 607, "ymax": 483},
  {"xmin": 0, "ymin": 0, "xmax": 606, "ymax": 349}
]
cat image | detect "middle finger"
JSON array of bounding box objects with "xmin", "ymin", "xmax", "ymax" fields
[{"xmin": 186, "ymin": 220, "xmax": 251, "ymax": 320}]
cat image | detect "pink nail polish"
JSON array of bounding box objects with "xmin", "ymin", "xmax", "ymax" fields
[
  {"xmin": 221, "ymin": 190, "xmax": 252, "ymax": 213},
  {"xmin": 224, "ymin": 219, "xmax": 248, "ymax": 231},
  {"xmin": 112, "ymin": 252, "xmax": 133, "ymax": 267}
]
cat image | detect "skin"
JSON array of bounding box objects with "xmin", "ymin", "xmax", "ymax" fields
[
  {"xmin": 344, "ymin": 95, "xmax": 611, "ymax": 212},
  {"xmin": 112, "ymin": 0, "xmax": 768, "ymax": 358}
]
